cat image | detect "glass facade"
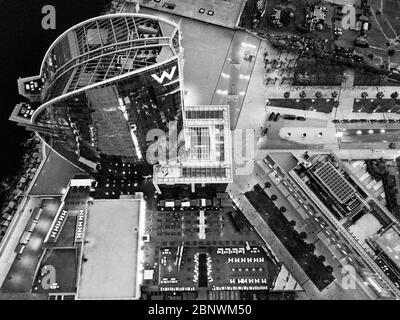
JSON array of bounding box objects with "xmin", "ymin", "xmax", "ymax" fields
[{"xmin": 30, "ymin": 14, "xmax": 183, "ymax": 171}]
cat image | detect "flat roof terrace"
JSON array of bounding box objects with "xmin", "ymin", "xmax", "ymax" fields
[
  {"xmin": 76, "ymin": 197, "xmax": 145, "ymax": 299},
  {"xmin": 153, "ymin": 105, "xmax": 233, "ymax": 185},
  {"xmin": 29, "ymin": 147, "xmax": 83, "ymax": 196}
]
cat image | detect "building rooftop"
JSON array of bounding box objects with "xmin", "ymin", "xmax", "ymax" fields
[
  {"xmin": 76, "ymin": 196, "xmax": 145, "ymax": 299},
  {"xmin": 38, "ymin": 13, "xmax": 181, "ymax": 104},
  {"xmin": 313, "ymin": 161, "xmax": 355, "ymax": 204},
  {"xmin": 153, "ymin": 105, "xmax": 233, "ymax": 185},
  {"xmin": 375, "ymin": 226, "xmax": 400, "ymax": 270}
]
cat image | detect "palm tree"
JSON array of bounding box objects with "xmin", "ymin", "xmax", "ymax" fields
[
  {"xmin": 361, "ymin": 92, "xmax": 368, "ymax": 99},
  {"xmin": 284, "ymin": 91, "xmax": 290, "ymax": 99},
  {"xmin": 271, "ymin": 194, "xmax": 278, "ymax": 201},
  {"xmin": 333, "ymin": 101, "xmax": 339, "ymax": 108},
  {"xmin": 325, "ymin": 265, "xmax": 334, "ymax": 273},
  {"xmin": 306, "ymin": 243, "xmax": 315, "ymax": 253},
  {"xmin": 280, "ymin": 206, "xmax": 287, "ymax": 213},
  {"xmin": 299, "ymin": 91, "xmax": 306, "ymax": 98},
  {"xmin": 265, "ymin": 182, "xmax": 271, "ymax": 188},
  {"xmin": 391, "ymin": 91, "xmax": 398, "ymax": 99},
  {"xmin": 299, "ymin": 232, "xmax": 307, "ymax": 240}
]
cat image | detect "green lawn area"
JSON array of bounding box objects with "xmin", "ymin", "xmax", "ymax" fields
[
  {"xmin": 245, "ymin": 184, "xmax": 334, "ymax": 291},
  {"xmin": 354, "ymin": 69, "xmax": 400, "ymax": 86},
  {"xmin": 353, "ymin": 98, "xmax": 400, "ymax": 113},
  {"xmin": 293, "ymin": 58, "xmax": 345, "ymax": 86},
  {"xmin": 269, "ymin": 99, "xmax": 335, "ymax": 113}
]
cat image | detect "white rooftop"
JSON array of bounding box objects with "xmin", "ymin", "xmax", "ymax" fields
[{"xmin": 77, "ymin": 196, "xmax": 145, "ymax": 299}]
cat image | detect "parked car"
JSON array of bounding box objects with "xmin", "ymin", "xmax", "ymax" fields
[
  {"xmin": 268, "ymin": 112, "xmax": 275, "ymax": 121},
  {"xmin": 283, "ymin": 114, "xmax": 296, "ymax": 120}
]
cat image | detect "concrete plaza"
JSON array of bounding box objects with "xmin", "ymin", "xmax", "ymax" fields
[
  {"xmin": 137, "ymin": 7, "xmax": 260, "ymax": 129},
  {"xmin": 137, "ymin": 0, "xmax": 245, "ymax": 29}
]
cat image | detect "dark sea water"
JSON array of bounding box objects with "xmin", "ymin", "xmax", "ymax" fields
[{"xmin": 0, "ymin": 0, "xmax": 108, "ymax": 180}]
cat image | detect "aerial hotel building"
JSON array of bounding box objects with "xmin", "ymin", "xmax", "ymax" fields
[
  {"xmin": 10, "ymin": 13, "xmax": 233, "ymax": 188},
  {"xmin": 10, "ymin": 13, "xmax": 184, "ymax": 171}
]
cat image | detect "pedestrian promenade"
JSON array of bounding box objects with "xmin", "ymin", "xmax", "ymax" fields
[{"xmin": 137, "ymin": 0, "xmax": 245, "ymax": 29}]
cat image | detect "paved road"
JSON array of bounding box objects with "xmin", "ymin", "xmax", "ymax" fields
[
  {"xmin": 339, "ymin": 129, "xmax": 400, "ymax": 143},
  {"xmin": 255, "ymin": 159, "xmax": 376, "ymax": 299},
  {"xmin": 227, "ymin": 183, "xmax": 324, "ymax": 299},
  {"xmin": 290, "ymin": 171, "xmax": 400, "ymax": 298}
]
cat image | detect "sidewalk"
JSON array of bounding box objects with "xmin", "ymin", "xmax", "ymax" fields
[
  {"xmin": 227, "ymin": 182, "xmax": 323, "ymax": 299},
  {"xmin": 136, "ymin": 0, "xmax": 245, "ymax": 29},
  {"xmin": 210, "ymin": 31, "xmax": 261, "ymax": 129}
]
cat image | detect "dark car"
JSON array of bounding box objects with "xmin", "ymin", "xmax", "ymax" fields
[
  {"xmin": 296, "ymin": 116, "xmax": 306, "ymax": 121},
  {"xmin": 262, "ymin": 128, "xmax": 268, "ymax": 136},
  {"xmin": 268, "ymin": 112, "xmax": 275, "ymax": 121},
  {"xmin": 273, "ymin": 113, "xmax": 281, "ymax": 121},
  {"xmin": 283, "ymin": 114, "xmax": 296, "ymax": 120}
]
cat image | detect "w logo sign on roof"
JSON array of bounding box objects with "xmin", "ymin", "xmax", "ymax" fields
[{"xmin": 151, "ymin": 66, "xmax": 177, "ymax": 84}]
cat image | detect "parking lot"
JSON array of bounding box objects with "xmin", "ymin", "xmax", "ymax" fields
[
  {"xmin": 140, "ymin": 194, "xmax": 285, "ymax": 293},
  {"xmin": 157, "ymin": 245, "xmax": 278, "ymax": 291},
  {"xmin": 145, "ymin": 208, "xmax": 262, "ymax": 246}
]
